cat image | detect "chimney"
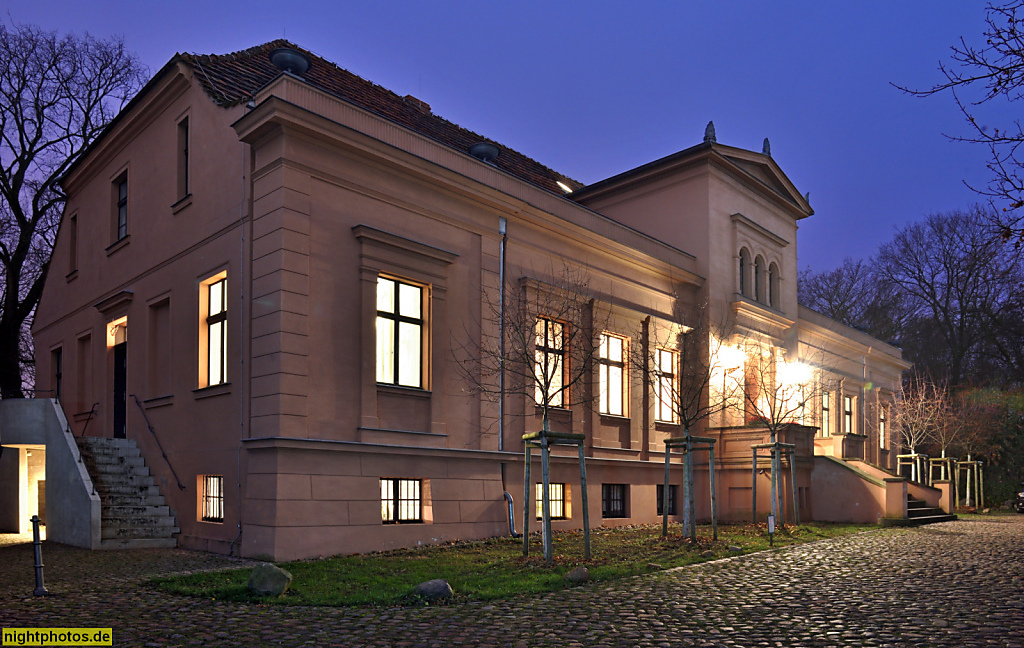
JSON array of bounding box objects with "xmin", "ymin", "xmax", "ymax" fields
[{"xmin": 403, "ymin": 95, "xmax": 431, "ymax": 113}]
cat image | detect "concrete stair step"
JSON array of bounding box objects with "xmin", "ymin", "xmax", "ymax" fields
[
  {"xmin": 882, "ymin": 514, "xmax": 958, "ymax": 527},
  {"xmin": 99, "ymin": 538, "xmax": 177, "ymax": 550},
  {"xmin": 87, "ymin": 463, "xmax": 151, "ymax": 477},
  {"xmin": 101, "ymin": 493, "xmax": 166, "ymax": 507},
  {"xmin": 908, "ymin": 506, "xmax": 946, "ymax": 518},
  {"xmin": 87, "ymin": 454, "xmax": 145, "ymax": 468},
  {"xmin": 101, "ymin": 525, "xmax": 180, "ymax": 540},
  {"xmin": 96, "ymin": 482, "xmax": 160, "ymax": 497},
  {"xmin": 101, "ymin": 514, "xmax": 177, "ymax": 528},
  {"xmin": 102, "ymin": 504, "xmax": 170, "ymax": 517},
  {"xmin": 95, "ymin": 473, "xmax": 154, "ymax": 487}
]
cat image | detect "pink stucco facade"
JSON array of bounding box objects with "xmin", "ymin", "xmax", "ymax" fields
[{"xmin": 31, "ymin": 43, "xmax": 910, "ymax": 560}]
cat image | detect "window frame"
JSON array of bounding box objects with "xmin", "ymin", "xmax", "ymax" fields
[
  {"xmin": 597, "ymin": 332, "xmax": 627, "ymax": 416},
  {"xmin": 654, "ymin": 347, "xmax": 678, "ymax": 423},
  {"xmin": 657, "ymin": 483, "xmax": 678, "ymax": 516},
  {"xmin": 535, "ymin": 482, "xmax": 567, "ymax": 520},
  {"xmin": 381, "ymin": 477, "xmax": 423, "ymax": 524},
  {"xmin": 115, "ymin": 174, "xmax": 128, "ymax": 241},
  {"xmin": 601, "ymin": 483, "xmax": 628, "ymax": 519},
  {"xmin": 206, "ymin": 277, "xmax": 227, "ymax": 387},
  {"xmin": 878, "ymin": 405, "xmax": 887, "ymax": 448},
  {"xmin": 201, "ymin": 475, "xmax": 224, "ymax": 523},
  {"xmin": 821, "ymin": 391, "xmax": 831, "ymax": 438},
  {"xmin": 375, "ymin": 275, "xmax": 425, "ymax": 389},
  {"xmin": 844, "ymin": 395, "xmax": 854, "ymax": 434},
  {"xmin": 534, "ymin": 317, "xmax": 566, "ymax": 408},
  {"xmin": 177, "ymin": 115, "xmax": 190, "ymax": 200}
]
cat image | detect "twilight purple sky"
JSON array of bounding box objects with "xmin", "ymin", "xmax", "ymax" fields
[{"xmin": 8, "ymin": 1, "xmax": 1010, "ymax": 272}]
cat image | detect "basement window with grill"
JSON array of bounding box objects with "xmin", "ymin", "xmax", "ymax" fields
[{"xmin": 200, "ymin": 475, "xmax": 224, "ymax": 523}]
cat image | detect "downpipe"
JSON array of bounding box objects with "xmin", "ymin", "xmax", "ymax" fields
[{"xmin": 504, "ymin": 491, "xmax": 522, "ymax": 538}]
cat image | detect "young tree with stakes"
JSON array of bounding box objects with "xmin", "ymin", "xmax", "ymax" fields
[
  {"xmin": 457, "ymin": 263, "xmax": 604, "ymax": 565},
  {"xmin": 890, "ymin": 377, "xmax": 945, "ymax": 482}
]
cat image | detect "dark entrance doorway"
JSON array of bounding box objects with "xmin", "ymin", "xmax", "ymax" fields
[{"xmin": 113, "ymin": 341, "xmax": 126, "ymax": 438}]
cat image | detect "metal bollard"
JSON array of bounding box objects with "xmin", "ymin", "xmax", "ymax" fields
[{"xmin": 31, "ymin": 515, "xmax": 47, "ymax": 596}]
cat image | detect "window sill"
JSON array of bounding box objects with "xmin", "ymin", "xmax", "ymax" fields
[
  {"xmin": 65, "ymin": 269, "xmax": 78, "ymax": 283},
  {"xmin": 171, "ymin": 193, "xmax": 193, "ymax": 214},
  {"xmin": 142, "ymin": 394, "xmax": 174, "ymax": 409},
  {"xmin": 599, "ymin": 413, "xmax": 630, "ymax": 422},
  {"xmin": 194, "ymin": 382, "xmax": 231, "ymax": 400},
  {"xmin": 198, "ymin": 519, "xmax": 224, "ymax": 525},
  {"xmin": 105, "ymin": 235, "xmax": 130, "ymax": 256},
  {"xmin": 376, "ymin": 383, "xmax": 431, "ymax": 398}
]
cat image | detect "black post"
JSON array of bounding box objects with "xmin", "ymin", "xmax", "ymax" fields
[{"xmin": 31, "ymin": 515, "xmax": 47, "ymax": 596}]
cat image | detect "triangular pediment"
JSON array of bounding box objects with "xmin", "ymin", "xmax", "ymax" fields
[{"xmin": 718, "ymin": 147, "xmax": 812, "ymax": 217}]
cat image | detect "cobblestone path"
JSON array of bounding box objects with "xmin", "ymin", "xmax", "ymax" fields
[{"xmin": 2, "ymin": 517, "xmax": 1023, "ymax": 647}]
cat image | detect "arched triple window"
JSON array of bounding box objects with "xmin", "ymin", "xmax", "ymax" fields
[
  {"xmin": 738, "ymin": 248, "xmax": 751, "ymax": 297},
  {"xmin": 768, "ymin": 262, "xmax": 780, "ymax": 308},
  {"xmin": 754, "ymin": 255, "xmax": 765, "ymax": 303}
]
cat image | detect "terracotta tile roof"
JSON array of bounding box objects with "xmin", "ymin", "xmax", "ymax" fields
[{"xmin": 180, "ymin": 40, "xmax": 583, "ymax": 195}]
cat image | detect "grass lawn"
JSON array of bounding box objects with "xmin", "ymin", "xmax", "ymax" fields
[{"xmin": 152, "ymin": 522, "xmax": 869, "ymax": 607}]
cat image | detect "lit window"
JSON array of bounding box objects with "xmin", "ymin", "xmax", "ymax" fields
[
  {"xmin": 821, "ymin": 392, "xmax": 830, "ymax": 438},
  {"xmin": 657, "ymin": 484, "xmax": 677, "ymax": 516},
  {"xmin": 535, "ymin": 482, "xmax": 566, "ymax": 519},
  {"xmin": 207, "ymin": 277, "xmax": 227, "ymax": 386},
  {"xmin": 376, "ymin": 277, "xmax": 423, "ymax": 388},
  {"xmin": 201, "ymin": 475, "xmax": 224, "ymax": 522},
  {"xmin": 879, "ymin": 407, "xmax": 886, "ymax": 448},
  {"xmin": 602, "ymin": 483, "xmax": 627, "ymax": 518},
  {"xmin": 844, "ymin": 396, "xmax": 854, "ymax": 434},
  {"xmin": 381, "ymin": 478, "xmax": 422, "ymax": 523},
  {"xmin": 598, "ymin": 333, "xmax": 627, "ymax": 416},
  {"xmin": 115, "ymin": 174, "xmax": 128, "ymax": 241},
  {"xmin": 655, "ymin": 348, "xmax": 677, "ymax": 423},
  {"xmin": 198, "ymin": 271, "xmax": 228, "ymax": 388},
  {"xmin": 534, "ymin": 318, "xmax": 565, "ymax": 407}
]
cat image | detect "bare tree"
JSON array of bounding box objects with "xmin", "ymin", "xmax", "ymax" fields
[
  {"xmin": 899, "ymin": 1, "xmax": 1024, "ymax": 246},
  {"xmin": 890, "ymin": 377, "xmax": 945, "ymax": 481},
  {"xmin": 731, "ymin": 334, "xmax": 823, "ymax": 525},
  {"xmin": 458, "ymin": 262, "xmax": 605, "ymax": 564},
  {"xmin": 874, "ymin": 208, "xmax": 1024, "ymax": 387},
  {"xmin": 0, "ymin": 23, "xmax": 147, "ymax": 397},
  {"xmin": 632, "ymin": 292, "xmax": 736, "ymax": 538}
]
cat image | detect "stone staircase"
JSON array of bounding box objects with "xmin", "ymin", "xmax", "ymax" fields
[
  {"xmin": 76, "ymin": 437, "xmax": 179, "ymax": 549},
  {"xmin": 882, "ymin": 494, "xmax": 958, "ymax": 527}
]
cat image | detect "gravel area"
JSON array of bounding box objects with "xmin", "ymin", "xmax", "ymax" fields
[{"xmin": 2, "ymin": 517, "xmax": 1023, "ymax": 647}]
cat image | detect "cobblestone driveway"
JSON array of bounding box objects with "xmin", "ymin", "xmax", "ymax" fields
[{"xmin": 2, "ymin": 517, "xmax": 1023, "ymax": 647}]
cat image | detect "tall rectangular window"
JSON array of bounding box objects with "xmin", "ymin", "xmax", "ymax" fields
[
  {"xmin": 598, "ymin": 333, "xmax": 627, "ymax": 416},
  {"xmin": 381, "ymin": 478, "xmax": 421, "ymax": 523},
  {"xmin": 177, "ymin": 116, "xmax": 190, "ymax": 199},
  {"xmin": 376, "ymin": 276, "xmax": 423, "ymax": 388},
  {"xmin": 535, "ymin": 482, "xmax": 566, "ymax": 519},
  {"xmin": 821, "ymin": 391, "xmax": 830, "ymax": 438},
  {"xmin": 655, "ymin": 348, "xmax": 677, "ymax": 423},
  {"xmin": 207, "ymin": 278, "xmax": 227, "ymax": 386},
  {"xmin": 148, "ymin": 298, "xmax": 172, "ymax": 397},
  {"xmin": 201, "ymin": 475, "xmax": 224, "ymax": 522},
  {"xmin": 115, "ymin": 174, "xmax": 128, "ymax": 240},
  {"xmin": 602, "ymin": 483, "xmax": 627, "ymax": 518},
  {"xmin": 534, "ymin": 318, "xmax": 565, "ymax": 407},
  {"xmin": 68, "ymin": 213, "xmax": 78, "ymax": 275},
  {"xmin": 657, "ymin": 484, "xmax": 677, "ymax": 515},
  {"xmin": 878, "ymin": 407, "xmax": 886, "ymax": 448},
  {"xmin": 51, "ymin": 347, "xmax": 63, "ymax": 402},
  {"xmin": 844, "ymin": 395, "xmax": 854, "ymax": 434}
]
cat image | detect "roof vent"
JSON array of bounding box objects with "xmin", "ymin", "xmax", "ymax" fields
[
  {"xmin": 469, "ymin": 142, "xmax": 499, "ymax": 163},
  {"xmin": 269, "ymin": 48, "xmax": 311, "ymax": 75}
]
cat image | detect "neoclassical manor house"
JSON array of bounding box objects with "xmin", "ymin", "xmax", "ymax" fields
[{"xmin": 2, "ymin": 42, "xmax": 922, "ymax": 559}]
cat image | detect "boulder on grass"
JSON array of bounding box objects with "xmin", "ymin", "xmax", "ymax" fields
[
  {"xmin": 413, "ymin": 578, "xmax": 453, "ymax": 601},
  {"xmin": 563, "ymin": 566, "xmax": 589, "ymax": 583},
  {"xmin": 248, "ymin": 563, "xmax": 292, "ymax": 597}
]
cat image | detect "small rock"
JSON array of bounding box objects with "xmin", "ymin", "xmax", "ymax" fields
[
  {"xmin": 247, "ymin": 563, "xmax": 292, "ymax": 597},
  {"xmin": 728, "ymin": 545, "xmax": 743, "ymax": 553},
  {"xmin": 563, "ymin": 566, "xmax": 589, "ymax": 583},
  {"xmin": 700, "ymin": 550, "xmax": 715, "ymax": 558},
  {"xmin": 413, "ymin": 578, "xmax": 453, "ymax": 601},
  {"xmin": 934, "ymin": 619, "xmax": 949, "ymax": 628},
  {"xmin": 647, "ymin": 562, "xmax": 664, "ymax": 570}
]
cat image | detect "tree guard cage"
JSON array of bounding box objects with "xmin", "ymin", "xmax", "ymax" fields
[
  {"xmin": 751, "ymin": 442, "xmax": 799, "ymax": 526},
  {"xmin": 896, "ymin": 453, "xmax": 929, "ymax": 484},
  {"xmin": 522, "ymin": 430, "xmax": 591, "ymax": 564},
  {"xmin": 928, "ymin": 455, "xmax": 956, "ymax": 484},
  {"xmin": 662, "ymin": 436, "xmax": 719, "ymax": 541},
  {"xmin": 955, "ymin": 456, "xmax": 984, "ymax": 509}
]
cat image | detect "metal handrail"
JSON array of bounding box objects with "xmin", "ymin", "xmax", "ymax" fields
[
  {"xmin": 130, "ymin": 394, "xmax": 186, "ymax": 491},
  {"xmin": 78, "ymin": 402, "xmax": 99, "ymax": 437}
]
